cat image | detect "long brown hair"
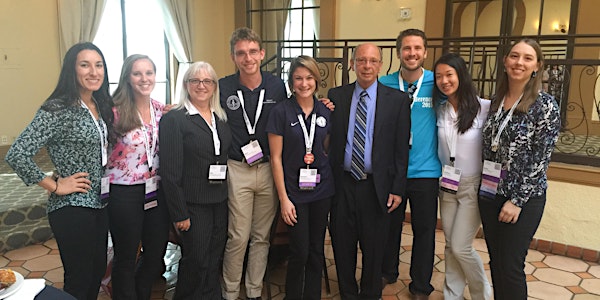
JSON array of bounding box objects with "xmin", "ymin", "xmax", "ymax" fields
[
  {"xmin": 492, "ymin": 38, "xmax": 544, "ymax": 113},
  {"xmin": 112, "ymin": 54, "xmax": 156, "ymax": 135}
]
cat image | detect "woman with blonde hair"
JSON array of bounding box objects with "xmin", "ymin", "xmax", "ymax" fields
[{"xmin": 159, "ymin": 61, "xmax": 231, "ymax": 299}]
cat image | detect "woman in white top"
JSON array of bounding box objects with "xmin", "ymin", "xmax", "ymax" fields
[{"xmin": 433, "ymin": 53, "xmax": 492, "ymax": 300}]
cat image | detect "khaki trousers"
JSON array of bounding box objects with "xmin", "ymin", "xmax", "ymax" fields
[
  {"xmin": 222, "ymin": 159, "xmax": 278, "ymax": 299},
  {"xmin": 440, "ymin": 175, "xmax": 491, "ymax": 300}
]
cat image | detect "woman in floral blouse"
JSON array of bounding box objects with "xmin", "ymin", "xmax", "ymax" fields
[
  {"xmin": 479, "ymin": 38, "xmax": 560, "ymax": 300},
  {"xmin": 5, "ymin": 42, "xmax": 114, "ymax": 300},
  {"xmin": 104, "ymin": 54, "xmax": 170, "ymax": 300}
]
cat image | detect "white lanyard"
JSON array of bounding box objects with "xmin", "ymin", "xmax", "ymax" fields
[
  {"xmin": 492, "ymin": 94, "xmax": 523, "ymax": 151},
  {"xmin": 398, "ymin": 68, "xmax": 424, "ymax": 109},
  {"xmin": 137, "ymin": 100, "xmax": 158, "ymax": 171},
  {"xmin": 81, "ymin": 100, "xmax": 108, "ymax": 166},
  {"xmin": 207, "ymin": 112, "xmax": 221, "ymax": 156},
  {"xmin": 237, "ymin": 89, "xmax": 265, "ymax": 136},
  {"xmin": 443, "ymin": 104, "xmax": 458, "ymax": 164},
  {"xmin": 298, "ymin": 113, "xmax": 317, "ymax": 153}
]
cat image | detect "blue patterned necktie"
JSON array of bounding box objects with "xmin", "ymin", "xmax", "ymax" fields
[{"xmin": 350, "ymin": 90, "xmax": 368, "ymax": 180}]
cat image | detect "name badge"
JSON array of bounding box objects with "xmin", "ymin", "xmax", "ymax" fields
[
  {"xmin": 479, "ymin": 160, "xmax": 506, "ymax": 199},
  {"xmin": 299, "ymin": 168, "xmax": 318, "ymax": 190},
  {"xmin": 144, "ymin": 177, "xmax": 158, "ymax": 210},
  {"xmin": 440, "ymin": 165, "xmax": 461, "ymax": 194},
  {"xmin": 209, "ymin": 164, "xmax": 227, "ymax": 184},
  {"xmin": 241, "ymin": 140, "xmax": 264, "ymax": 166},
  {"xmin": 101, "ymin": 177, "xmax": 110, "ymax": 200}
]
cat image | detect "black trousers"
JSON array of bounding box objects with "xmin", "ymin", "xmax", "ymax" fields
[
  {"xmin": 382, "ymin": 178, "xmax": 438, "ymax": 295},
  {"xmin": 330, "ymin": 173, "xmax": 390, "ymax": 300},
  {"xmin": 285, "ymin": 196, "xmax": 331, "ymax": 300},
  {"xmin": 174, "ymin": 201, "xmax": 228, "ymax": 300},
  {"xmin": 479, "ymin": 193, "xmax": 545, "ymax": 300},
  {"xmin": 48, "ymin": 206, "xmax": 108, "ymax": 300},
  {"xmin": 108, "ymin": 184, "xmax": 170, "ymax": 300}
]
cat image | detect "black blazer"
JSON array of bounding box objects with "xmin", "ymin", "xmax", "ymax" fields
[
  {"xmin": 159, "ymin": 107, "xmax": 232, "ymax": 223},
  {"xmin": 328, "ymin": 81, "xmax": 411, "ymax": 212}
]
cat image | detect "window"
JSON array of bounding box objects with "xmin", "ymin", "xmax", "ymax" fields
[{"xmin": 94, "ymin": 0, "xmax": 170, "ymax": 104}]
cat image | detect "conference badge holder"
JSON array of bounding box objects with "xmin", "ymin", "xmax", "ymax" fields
[
  {"xmin": 479, "ymin": 160, "xmax": 506, "ymax": 199},
  {"xmin": 440, "ymin": 165, "xmax": 461, "ymax": 194},
  {"xmin": 144, "ymin": 177, "xmax": 158, "ymax": 210},
  {"xmin": 209, "ymin": 164, "xmax": 227, "ymax": 184},
  {"xmin": 100, "ymin": 177, "xmax": 110, "ymax": 201},
  {"xmin": 241, "ymin": 140, "xmax": 264, "ymax": 166}
]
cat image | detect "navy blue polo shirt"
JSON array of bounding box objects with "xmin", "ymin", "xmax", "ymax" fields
[
  {"xmin": 219, "ymin": 71, "xmax": 287, "ymax": 161},
  {"xmin": 266, "ymin": 97, "xmax": 335, "ymax": 204}
]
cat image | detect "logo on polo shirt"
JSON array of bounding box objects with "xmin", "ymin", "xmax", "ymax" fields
[
  {"xmin": 316, "ymin": 116, "xmax": 326, "ymax": 127},
  {"xmin": 226, "ymin": 95, "xmax": 240, "ymax": 110}
]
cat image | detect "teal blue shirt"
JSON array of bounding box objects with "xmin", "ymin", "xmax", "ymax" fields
[
  {"xmin": 5, "ymin": 104, "xmax": 108, "ymax": 213},
  {"xmin": 380, "ymin": 70, "xmax": 441, "ymax": 179}
]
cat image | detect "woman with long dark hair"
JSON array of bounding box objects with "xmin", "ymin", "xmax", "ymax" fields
[
  {"xmin": 433, "ymin": 52, "xmax": 491, "ymax": 300},
  {"xmin": 5, "ymin": 42, "xmax": 114, "ymax": 300}
]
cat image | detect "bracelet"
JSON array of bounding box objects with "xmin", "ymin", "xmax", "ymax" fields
[{"xmin": 52, "ymin": 180, "xmax": 59, "ymax": 194}]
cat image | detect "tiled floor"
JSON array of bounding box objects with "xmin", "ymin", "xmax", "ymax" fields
[{"xmin": 1, "ymin": 224, "xmax": 599, "ymax": 300}]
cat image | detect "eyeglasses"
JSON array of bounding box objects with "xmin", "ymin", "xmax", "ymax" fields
[
  {"xmin": 355, "ymin": 58, "xmax": 382, "ymax": 65},
  {"xmin": 187, "ymin": 78, "xmax": 215, "ymax": 87},
  {"xmin": 234, "ymin": 49, "xmax": 261, "ymax": 58}
]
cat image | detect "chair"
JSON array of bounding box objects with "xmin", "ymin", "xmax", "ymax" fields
[{"xmin": 264, "ymin": 210, "xmax": 331, "ymax": 299}]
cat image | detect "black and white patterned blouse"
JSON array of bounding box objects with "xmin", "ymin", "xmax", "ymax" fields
[
  {"xmin": 482, "ymin": 92, "xmax": 560, "ymax": 207},
  {"xmin": 5, "ymin": 103, "xmax": 107, "ymax": 213}
]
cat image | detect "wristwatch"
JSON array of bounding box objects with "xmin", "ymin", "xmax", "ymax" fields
[{"xmin": 51, "ymin": 170, "xmax": 59, "ymax": 181}]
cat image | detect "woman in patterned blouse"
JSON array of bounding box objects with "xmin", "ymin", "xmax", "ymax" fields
[
  {"xmin": 479, "ymin": 39, "xmax": 560, "ymax": 300},
  {"xmin": 104, "ymin": 54, "xmax": 170, "ymax": 300},
  {"xmin": 5, "ymin": 42, "xmax": 114, "ymax": 300}
]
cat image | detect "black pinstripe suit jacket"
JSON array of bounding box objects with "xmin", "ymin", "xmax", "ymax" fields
[{"xmin": 159, "ymin": 107, "xmax": 232, "ymax": 223}]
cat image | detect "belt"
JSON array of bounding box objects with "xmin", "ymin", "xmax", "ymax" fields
[{"xmin": 231, "ymin": 155, "xmax": 271, "ymax": 165}]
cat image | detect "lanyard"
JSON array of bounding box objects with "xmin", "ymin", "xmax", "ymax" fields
[
  {"xmin": 398, "ymin": 67, "xmax": 424, "ymax": 109},
  {"xmin": 206, "ymin": 112, "xmax": 221, "ymax": 156},
  {"xmin": 137, "ymin": 100, "xmax": 158, "ymax": 171},
  {"xmin": 298, "ymin": 113, "xmax": 316, "ymax": 153},
  {"xmin": 443, "ymin": 104, "xmax": 458, "ymax": 165},
  {"xmin": 492, "ymin": 94, "xmax": 523, "ymax": 151},
  {"xmin": 237, "ymin": 89, "xmax": 265, "ymax": 136},
  {"xmin": 81, "ymin": 100, "xmax": 108, "ymax": 166}
]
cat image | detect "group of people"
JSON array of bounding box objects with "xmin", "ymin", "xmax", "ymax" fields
[{"xmin": 5, "ymin": 25, "xmax": 559, "ymax": 300}]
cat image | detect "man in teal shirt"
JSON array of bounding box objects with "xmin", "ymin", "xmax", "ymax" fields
[{"xmin": 379, "ymin": 28, "xmax": 441, "ymax": 300}]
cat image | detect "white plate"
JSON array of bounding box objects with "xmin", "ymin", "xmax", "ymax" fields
[{"xmin": 0, "ymin": 271, "xmax": 24, "ymax": 299}]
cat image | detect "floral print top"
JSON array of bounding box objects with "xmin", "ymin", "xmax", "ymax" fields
[
  {"xmin": 5, "ymin": 103, "xmax": 108, "ymax": 213},
  {"xmin": 482, "ymin": 92, "xmax": 560, "ymax": 207},
  {"xmin": 105, "ymin": 99, "xmax": 164, "ymax": 185}
]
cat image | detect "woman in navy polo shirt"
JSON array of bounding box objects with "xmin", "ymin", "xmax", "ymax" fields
[{"xmin": 267, "ymin": 55, "xmax": 334, "ymax": 299}]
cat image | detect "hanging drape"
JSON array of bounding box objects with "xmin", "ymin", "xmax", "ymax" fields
[
  {"xmin": 262, "ymin": 0, "xmax": 291, "ymax": 66},
  {"xmin": 155, "ymin": 0, "xmax": 194, "ymax": 104},
  {"xmin": 57, "ymin": 0, "xmax": 106, "ymax": 60}
]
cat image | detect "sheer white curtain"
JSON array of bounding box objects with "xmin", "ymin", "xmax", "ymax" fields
[
  {"xmin": 154, "ymin": 0, "xmax": 194, "ymax": 104},
  {"xmin": 57, "ymin": 0, "xmax": 106, "ymax": 59}
]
